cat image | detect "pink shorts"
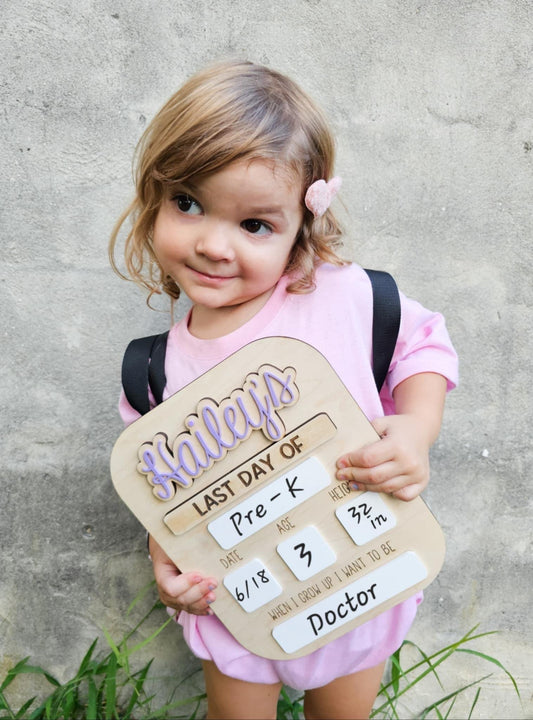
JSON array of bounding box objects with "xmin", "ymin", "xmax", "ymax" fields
[{"xmin": 175, "ymin": 593, "xmax": 422, "ymax": 690}]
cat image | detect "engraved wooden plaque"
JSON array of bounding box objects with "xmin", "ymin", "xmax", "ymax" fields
[{"xmin": 110, "ymin": 337, "xmax": 445, "ymax": 659}]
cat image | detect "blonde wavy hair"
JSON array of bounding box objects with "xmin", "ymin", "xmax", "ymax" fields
[{"xmin": 109, "ymin": 60, "xmax": 346, "ymax": 303}]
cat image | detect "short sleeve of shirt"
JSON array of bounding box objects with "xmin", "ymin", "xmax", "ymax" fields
[{"xmin": 379, "ymin": 291, "xmax": 458, "ymax": 414}]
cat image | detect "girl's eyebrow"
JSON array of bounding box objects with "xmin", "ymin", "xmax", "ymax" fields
[
  {"xmin": 246, "ymin": 205, "xmax": 287, "ymax": 218},
  {"xmin": 174, "ymin": 180, "xmax": 198, "ymax": 193}
]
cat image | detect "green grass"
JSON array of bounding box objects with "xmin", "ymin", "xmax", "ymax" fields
[
  {"xmin": 277, "ymin": 626, "xmax": 521, "ymax": 719},
  {"xmin": 0, "ymin": 587, "xmax": 206, "ymax": 720},
  {"xmin": 371, "ymin": 625, "xmax": 520, "ymax": 719},
  {"xmin": 0, "ymin": 587, "xmax": 521, "ymax": 720}
]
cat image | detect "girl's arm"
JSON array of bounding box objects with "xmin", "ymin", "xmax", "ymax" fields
[
  {"xmin": 148, "ymin": 535, "xmax": 218, "ymax": 616},
  {"xmin": 336, "ymin": 372, "xmax": 448, "ymax": 501}
]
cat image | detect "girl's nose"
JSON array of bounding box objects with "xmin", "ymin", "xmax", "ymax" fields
[{"xmin": 195, "ymin": 222, "xmax": 235, "ymax": 262}]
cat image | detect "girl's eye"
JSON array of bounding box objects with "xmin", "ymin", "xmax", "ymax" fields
[
  {"xmin": 241, "ymin": 219, "xmax": 271, "ymax": 235},
  {"xmin": 173, "ymin": 194, "xmax": 202, "ymax": 215}
]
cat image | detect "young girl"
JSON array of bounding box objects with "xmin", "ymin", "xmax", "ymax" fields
[{"xmin": 110, "ymin": 60, "xmax": 458, "ymax": 719}]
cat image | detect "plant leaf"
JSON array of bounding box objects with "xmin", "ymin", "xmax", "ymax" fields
[
  {"xmin": 401, "ymin": 638, "xmax": 445, "ymax": 690},
  {"xmin": 77, "ymin": 637, "xmax": 99, "ymax": 676},
  {"xmin": 457, "ymin": 647, "xmax": 521, "ymax": 699},
  {"xmin": 122, "ymin": 659, "xmax": 153, "ymax": 718},
  {"xmin": 0, "ymin": 657, "xmax": 60, "ymax": 693},
  {"xmin": 467, "ymin": 686, "xmax": 482, "ymax": 719},
  {"xmin": 128, "ymin": 615, "xmax": 175, "ymax": 656},
  {"xmin": 103, "ymin": 628, "xmax": 124, "ymax": 666},
  {"xmin": 87, "ymin": 677, "xmax": 99, "ymax": 720},
  {"xmin": 15, "ymin": 696, "xmax": 37, "ymax": 718},
  {"xmin": 148, "ymin": 693, "xmax": 207, "ymax": 719},
  {"xmin": 126, "ymin": 579, "xmax": 157, "ymax": 616},
  {"xmin": 389, "ymin": 648, "xmax": 402, "ymax": 695},
  {"xmin": 419, "ymin": 674, "xmax": 492, "ymax": 718},
  {"xmin": 104, "ymin": 652, "xmax": 117, "ymax": 720}
]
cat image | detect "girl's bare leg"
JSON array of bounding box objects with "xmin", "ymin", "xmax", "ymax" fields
[
  {"xmin": 303, "ymin": 660, "xmax": 386, "ymax": 720},
  {"xmin": 202, "ymin": 660, "xmax": 283, "ymax": 720}
]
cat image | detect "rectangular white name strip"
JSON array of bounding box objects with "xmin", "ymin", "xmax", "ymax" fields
[
  {"xmin": 208, "ymin": 456, "xmax": 330, "ymax": 550},
  {"xmin": 272, "ymin": 552, "xmax": 427, "ymax": 654}
]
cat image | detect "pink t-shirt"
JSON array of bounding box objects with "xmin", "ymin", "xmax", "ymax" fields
[{"xmin": 119, "ymin": 263, "xmax": 458, "ymax": 689}]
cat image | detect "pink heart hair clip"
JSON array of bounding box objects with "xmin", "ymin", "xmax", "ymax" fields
[{"xmin": 304, "ymin": 176, "xmax": 342, "ymax": 218}]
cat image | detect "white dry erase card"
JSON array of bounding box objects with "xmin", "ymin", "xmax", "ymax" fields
[{"xmin": 110, "ymin": 337, "xmax": 445, "ymax": 659}]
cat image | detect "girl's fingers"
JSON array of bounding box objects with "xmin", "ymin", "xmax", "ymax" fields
[
  {"xmin": 336, "ymin": 456, "xmax": 428, "ymax": 497},
  {"xmin": 336, "ymin": 457, "xmax": 399, "ymax": 487},
  {"xmin": 179, "ymin": 577, "xmax": 217, "ymax": 610},
  {"xmin": 391, "ymin": 484, "xmax": 423, "ymax": 502},
  {"xmin": 337, "ymin": 442, "xmax": 389, "ymax": 473},
  {"xmin": 159, "ymin": 573, "xmax": 218, "ymax": 615},
  {"xmin": 352, "ymin": 475, "xmax": 423, "ymax": 497}
]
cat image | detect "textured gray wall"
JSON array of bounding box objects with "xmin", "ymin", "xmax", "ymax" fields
[{"xmin": 1, "ymin": 1, "xmax": 531, "ymax": 716}]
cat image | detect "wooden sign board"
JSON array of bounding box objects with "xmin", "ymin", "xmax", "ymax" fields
[{"xmin": 110, "ymin": 337, "xmax": 445, "ymax": 659}]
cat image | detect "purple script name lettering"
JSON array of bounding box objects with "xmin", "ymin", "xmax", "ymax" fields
[{"xmin": 138, "ymin": 364, "xmax": 299, "ymax": 501}]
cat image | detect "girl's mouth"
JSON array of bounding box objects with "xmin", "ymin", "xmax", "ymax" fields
[{"xmin": 188, "ymin": 266, "xmax": 235, "ymax": 282}]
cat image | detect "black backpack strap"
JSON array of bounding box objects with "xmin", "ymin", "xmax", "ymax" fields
[
  {"xmin": 121, "ymin": 331, "xmax": 169, "ymax": 415},
  {"xmin": 364, "ymin": 269, "xmax": 401, "ymax": 393}
]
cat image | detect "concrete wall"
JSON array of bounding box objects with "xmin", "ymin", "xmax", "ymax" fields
[{"xmin": 1, "ymin": 1, "xmax": 531, "ymax": 716}]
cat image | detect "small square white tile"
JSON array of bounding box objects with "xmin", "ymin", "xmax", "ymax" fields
[
  {"xmin": 277, "ymin": 526, "xmax": 336, "ymax": 581},
  {"xmin": 336, "ymin": 492, "xmax": 396, "ymax": 545},
  {"xmin": 223, "ymin": 559, "xmax": 282, "ymax": 612}
]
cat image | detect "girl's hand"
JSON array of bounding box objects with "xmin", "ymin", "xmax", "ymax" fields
[
  {"xmin": 336, "ymin": 414, "xmax": 432, "ymax": 501},
  {"xmin": 148, "ymin": 535, "xmax": 218, "ymax": 616},
  {"xmin": 336, "ymin": 373, "xmax": 448, "ymax": 502}
]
